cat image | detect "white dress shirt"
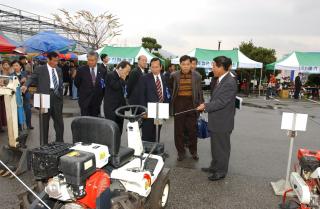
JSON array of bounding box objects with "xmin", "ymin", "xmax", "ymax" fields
[
  {"xmin": 47, "ymin": 63, "xmax": 59, "ymax": 89},
  {"xmin": 218, "ymin": 71, "xmax": 229, "ymax": 84}
]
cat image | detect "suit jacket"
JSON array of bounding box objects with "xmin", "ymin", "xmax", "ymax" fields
[
  {"xmin": 74, "ymin": 65, "xmax": 106, "ymax": 109},
  {"xmin": 25, "ymin": 64, "xmax": 63, "ymax": 99},
  {"xmin": 138, "ymin": 73, "xmax": 170, "ymax": 107},
  {"xmin": 170, "ymin": 71, "xmax": 204, "ymax": 110},
  {"xmin": 127, "ymin": 67, "xmax": 144, "ymax": 105},
  {"xmin": 205, "ymin": 73, "xmax": 237, "ymax": 133},
  {"xmin": 100, "ymin": 63, "xmax": 110, "ymax": 72},
  {"xmin": 104, "ymin": 70, "xmax": 126, "ymax": 121}
]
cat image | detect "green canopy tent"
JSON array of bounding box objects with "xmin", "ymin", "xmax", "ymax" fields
[
  {"xmin": 171, "ymin": 48, "xmax": 263, "ymax": 69},
  {"xmin": 266, "ymin": 52, "xmax": 320, "ymax": 74},
  {"xmin": 78, "ymin": 46, "xmax": 161, "ymax": 64}
]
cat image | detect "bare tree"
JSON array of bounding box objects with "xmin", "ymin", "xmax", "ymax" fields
[{"xmin": 53, "ymin": 9, "xmax": 121, "ymax": 50}]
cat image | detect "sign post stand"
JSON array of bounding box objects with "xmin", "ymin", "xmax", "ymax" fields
[{"xmin": 271, "ymin": 112, "xmax": 308, "ymax": 196}]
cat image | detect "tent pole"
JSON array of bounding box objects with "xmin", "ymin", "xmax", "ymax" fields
[{"xmin": 259, "ymin": 67, "xmax": 263, "ymax": 97}]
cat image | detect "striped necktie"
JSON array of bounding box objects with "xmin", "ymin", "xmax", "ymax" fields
[
  {"xmin": 52, "ymin": 68, "xmax": 59, "ymax": 96},
  {"xmin": 156, "ymin": 76, "xmax": 163, "ymax": 102}
]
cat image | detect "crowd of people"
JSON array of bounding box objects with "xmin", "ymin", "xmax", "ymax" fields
[{"xmin": 1, "ymin": 52, "xmax": 239, "ymax": 181}]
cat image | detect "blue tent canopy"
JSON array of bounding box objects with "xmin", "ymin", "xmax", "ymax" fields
[{"xmin": 22, "ymin": 31, "xmax": 75, "ymax": 53}]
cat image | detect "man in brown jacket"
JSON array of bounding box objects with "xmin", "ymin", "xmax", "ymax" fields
[{"xmin": 170, "ymin": 55, "xmax": 204, "ymax": 161}]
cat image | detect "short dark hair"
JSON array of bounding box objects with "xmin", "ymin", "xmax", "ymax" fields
[
  {"xmin": 19, "ymin": 55, "xmax": 27, "ymax": 61},
  {"xmin": 47, "ymin": 52, "xmax": 59, "ymax": 60},
  {"xmin": 213, "ymin": 56, "xmax": 232, "ymax": 71},
  {"xmin": 100, "ymin": 54, "xmax": 108, "ymax": 60},
  {"xmin": 150, "ymin": 57, "xmax": 162, "ymax": 66},
  {"xmin": 116, "ymin": 60, "xmax": 131, "ymax": 69},
  {"xmin": 190, "ymin": 57, "xmax": 198, "ymax": 64},
  {"xmin": 11, "ymin": 60, "xmax": 21, "ymax": 66},
  {"xmin": 168, "ymin": 63, "xmax": 174, "ymax": 68},
  {"xmin": 87, "ymin": 51, "xmax": 99, "ymax": 59},
  {"xmin": 179, "ymin": 55, "xmax": 191, "ymax": 63}
]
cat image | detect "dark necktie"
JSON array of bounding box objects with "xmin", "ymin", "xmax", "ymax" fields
[
  {"xmin": 52, "ymin": 68, "xmax": 59, "ymax": 96},
  {"xmin": 156, "ymin": 76, "xmax": 163, "ymax": 102},
  {"xmin": 91, "ymin": 68, "xmax": 96, "ymax": 86}
]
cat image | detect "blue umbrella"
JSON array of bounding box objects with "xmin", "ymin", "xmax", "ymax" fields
[
  {"xmin": 33, "ymin": 55, "xmax": 47, "ymax": 61},
  {"xmin": 23, "ymin": 31, "xmax": 75, "ymax": 53}
]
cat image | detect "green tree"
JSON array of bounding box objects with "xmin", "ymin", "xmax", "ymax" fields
[
  {"xmin": 239, "ymin": 41, "xmax": 277, "ymax": 89},
  {"xmin": 239, "ymin": 41, "xmax": 276, "ymax": 65},
  {"xmin": 141, "ymin": 37, "xmax": 162, "ymax": 53}
]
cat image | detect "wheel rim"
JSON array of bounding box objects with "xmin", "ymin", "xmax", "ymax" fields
[{"xmin": 161, "ymin": 183, "xmax": 169, "ymax": 207}]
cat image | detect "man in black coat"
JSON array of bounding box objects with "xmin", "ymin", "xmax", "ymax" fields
[
  {"xmin": 104, "ymin": 61, "xmax": 131, "ymax": 134},
  {"xmin": 294, "ymin": 73, "xmax": 302, "ymax": 99},
  {"xmin": 127, "ymin": 55, "xmax": 147, "ymax": 105},
  {"xmin": 100, "ymin": 54, "xmax": 110, "ymax": 72},
  {"xmin": 139, "ymin": 58, "xmax": 170, "ymax": 142},
  {"xmin": 22, "ymin": 52, "xmax": 64, "ymax": 144},
  {"xmin": 197, "ymin": 56, "xmax": 237, "ymax": 181},
  {"xmin": 60, "ymin": 59, "xmax": 72, "ymax": 96},
  {"xmin": 75, "ymin": 51, "xmax": 106, "ymax": 117}
]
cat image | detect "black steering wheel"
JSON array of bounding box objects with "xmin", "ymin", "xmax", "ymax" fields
[{"xmin": 115, "ymin": 105, "xmax": 147, "ymax": 122}]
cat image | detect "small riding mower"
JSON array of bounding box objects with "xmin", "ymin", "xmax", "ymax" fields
[
  {"xmin": 281, "ymin": 148, "xmax": 320, "ymax": 209},
  {"xmin": 19, "ymin": 105, "xmax": 170, "ymax": 209}
]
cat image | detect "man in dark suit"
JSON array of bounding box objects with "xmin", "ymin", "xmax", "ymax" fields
[
  {"xmin": 100, "ymin": 54, "xmax": 110, "ymax": 72},
  {"xmin": 22, "ymin": 52, "xmax": 64, "ymax": 144},
  {"xmin": 197, "ymin": 56, "xmax": 237, "ymax": 181},
  {"xmin": 127, "ymin": 55, "xmax": 147, "ymax": 105},
  {"xmin": 104, "ymin": 61, "xmax": 131, "ymax": 134},
  {"xmin": 138, "ymin": 58, "xmax": 170, "ymax": 142},
  {"xmin": 294, "ymin": 73, "xmax": 302, "ymax": 100},
  {"xmin": 60, "ymin": 59, "xmax": 72, "ymax": 96},
  {"xmin": 170, "ymin": 55, "xmax": 203, "ymax": 161},
  {"xmin": 75, "ymin": 51, "xmax": 106, "ymax": 117},
  {"xmin": 163, "ymin": 64, "xmax": 175, "ymax": 85}
]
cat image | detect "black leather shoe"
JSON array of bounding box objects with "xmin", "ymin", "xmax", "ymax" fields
[
  {"xmin": 177, "ymin": 154, "xmax": 185, "ymax": 161},
  {"xmin": 192, "ymin": 154, "xmax": 199, "ymax": 161},
  {"xmin": 28, "ymin": 126, "xmax": 34, "ymax": 130},
  {"xmin": 201, "ymin": 167, "xmax": 215, "ymax": 173},
  {"xmin": 208, "ymin": 173, "xmax": 226, "ymax": 181}
]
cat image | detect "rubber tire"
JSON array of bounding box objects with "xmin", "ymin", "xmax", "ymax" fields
[{"xmin": 145, "ymin": 170, "xmax": 170, "ymax": 209}]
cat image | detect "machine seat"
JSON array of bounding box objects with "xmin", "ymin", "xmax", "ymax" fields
[{"xmin": 71, "ymin": 116, "xmax": 134, "ymax": 168}]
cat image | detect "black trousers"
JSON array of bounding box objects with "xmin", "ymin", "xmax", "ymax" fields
[
  {"xmin": 210, "ymin": 132, "xmax": 231, "ymax": 175},
  {"xmin": 141, "ymin": 118, "xmax": 162, "ymax": 142},
  {"xmin": 80, "ymin": 101, "xmax": 100, "ymax": 117},
  {"xmin": 294, "ymin": 88, "xmax": 300, "ymax": 99},
  {"xmin": 42, "ymin": 92, "xmax": 64, "ymax": 144}
]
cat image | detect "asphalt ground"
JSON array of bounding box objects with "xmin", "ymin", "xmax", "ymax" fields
[{"xmin": 0, "ymin": 95, "xmax": 319, "ymax": 209}]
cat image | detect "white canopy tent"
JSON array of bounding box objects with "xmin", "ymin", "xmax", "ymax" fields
[{"xmin": 171, "ymin": 48, "xmax": 263, "ymax": 69}]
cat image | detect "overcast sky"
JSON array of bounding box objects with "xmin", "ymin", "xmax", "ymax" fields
[{"xmin": 1, "ymin": 0, "xmax": 319, "ymax": 58}]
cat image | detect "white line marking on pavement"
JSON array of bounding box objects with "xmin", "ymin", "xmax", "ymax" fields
[{"xmin": 307, "ymin": 98, "xmax": 320, "ymax": 105}]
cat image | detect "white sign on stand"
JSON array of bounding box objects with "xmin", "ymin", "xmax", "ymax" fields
[
  {"xmin": 147, "ymin": 102, "xmax": 169, "ymax": 143},
  {"xmin": 34, "ymin": 94, "xmax": 50, "ymax": 108},
  {"xmin": 147, "ymin": 103, "xmax": 169, "ymax": 119},
  {"xmin": 281, "ymin": 112, "xmax": 308, "ymax": 131},
  {"xmin": 271, "ymin": 112, "xmax": 308, "ymax": 196}
]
